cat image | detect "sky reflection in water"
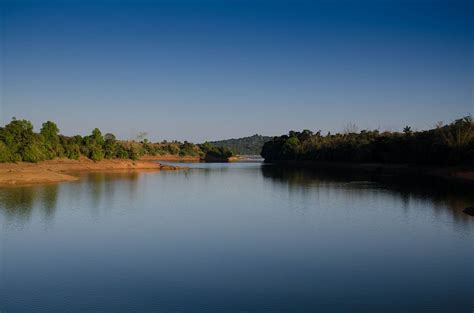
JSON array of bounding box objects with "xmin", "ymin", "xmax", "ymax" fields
[{"xmin": 0, "ymin": 163, "xmax": 473, "ymax": 313}]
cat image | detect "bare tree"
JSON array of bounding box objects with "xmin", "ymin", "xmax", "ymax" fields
[{"xmin": 342, "ymin": 123, "xmax": 359, "ymax": 134}]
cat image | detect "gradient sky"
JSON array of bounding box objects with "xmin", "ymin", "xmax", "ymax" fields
[{"xmin": 0, "ymin": 0, "xmax": 472, "ymax": 142}]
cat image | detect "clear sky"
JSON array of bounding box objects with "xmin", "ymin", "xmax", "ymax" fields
[{"xmin": 0, "ymin": 0, "xmax": 472, "ymax": 142}]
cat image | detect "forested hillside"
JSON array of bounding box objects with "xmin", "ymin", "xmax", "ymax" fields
[
  {"xmin": 209, "ymin": 134, "xmax": 272, "ymax": 155},
  {"xmin": 261, "ymin": 116, "xmax": 474, "ymax": 166}
]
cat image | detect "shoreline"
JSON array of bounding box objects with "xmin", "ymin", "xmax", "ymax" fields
[
  {"xmin": 140, "ymin": 155, "xmax": 201, "ymax": 161},
  {"xmin": 265, "ymin": 160, "xmax": 474, "ymax": 185},
  {"xmin": 0, "ymin": 158, "xmax": 183, "ymax": 187},
  {"xmin": 141, "ymin": 155, "xmax": 242, "ymax": 162}
]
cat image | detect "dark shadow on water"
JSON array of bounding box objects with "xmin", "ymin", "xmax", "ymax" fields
[{"xmin": 261, "ymin": 164, "xmax": 474, "ymax": 223}]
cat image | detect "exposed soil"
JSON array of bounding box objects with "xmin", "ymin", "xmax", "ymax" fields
[{"xmin": 0, "ymin": 157, "xmax": 182, "ymax": 187}]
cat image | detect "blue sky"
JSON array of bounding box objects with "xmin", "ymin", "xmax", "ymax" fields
[{"xmin": 1, "ymin": 0, "xmax": 472, "ymax": 142}]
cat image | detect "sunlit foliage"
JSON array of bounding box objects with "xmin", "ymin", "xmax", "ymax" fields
[{"xmin": 0, "ymin": 118, "xmax": 233, "ymax": 162}]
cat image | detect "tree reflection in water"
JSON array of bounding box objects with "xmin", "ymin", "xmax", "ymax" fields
[
  {"xmin": 260, "ymin": 164, "xmax": 474, "ymax": 224},
  {"xmin": 0, "ymin": 171, "xmax": 140, "ymax": 225}
]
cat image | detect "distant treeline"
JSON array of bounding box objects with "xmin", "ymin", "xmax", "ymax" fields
[
  {"xmin": 0, "ymin": 118, "xmax": 234, "ymax": 163},
  {"xmin": 261, "ymin": 116, "xmax": 474, "ymax": 166},
  {"xmin": 209, "ymin": 134, "xmax": 273, "ymax": 155}
]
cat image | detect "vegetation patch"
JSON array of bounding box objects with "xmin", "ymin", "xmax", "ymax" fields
[
  {"xmin": 0, "ymin": 118, "xmax": 234, "ymax": 163},
  {"xmin": 261, "ymin": 116, "xmax": 473, "ymax": 166},
  {"xmin": 209, "ymin": 134, "xmax": 272, "ymax": 155}
]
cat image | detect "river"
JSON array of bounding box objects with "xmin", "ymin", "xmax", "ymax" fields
[{"xmin": 1, "ymin": 161, "xmax": 473, "ymax": 312}]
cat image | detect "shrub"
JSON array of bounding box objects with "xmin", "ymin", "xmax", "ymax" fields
[{"xmin": 0, "ymin": 141, "xmax": 12, "ymax": 162}]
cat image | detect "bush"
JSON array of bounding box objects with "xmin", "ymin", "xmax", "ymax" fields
[
  {"xmin": 0, "ymin": 141, "xmax": 12, "ymax": 162},
  {"xmin": 22, "ymin": 142, "xmax": 48, "ymax": 162},
  {"xmin": 90, "ymin": 146, "xmax": 105, "ymax": 161},
  {"xmin": 127, "ymin": 145, "xmax": 141, "ymax": 160},
  {"xmin": 65, "ymin": 144, "xmax": 81, "ymax": 160}
]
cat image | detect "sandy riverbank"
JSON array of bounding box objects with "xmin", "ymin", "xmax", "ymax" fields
[{"xmin": 0, "ymin": 158, "xmax": 182, "ymax": 187}]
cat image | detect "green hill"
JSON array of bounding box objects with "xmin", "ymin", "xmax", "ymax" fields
[{"xmin": 209, "ymin": 134, "xmax": 273, "ymax": 155}]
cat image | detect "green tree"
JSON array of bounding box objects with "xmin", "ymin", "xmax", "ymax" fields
[
  {"xmin": 282, "ymin": 135, "xmax": 300, "ymax": 158},
  {"xmin": 90, "ymin": 146, "xmax": 104, "ymax": 161},
  {"xmin": 91, "ymin": 128, "xmax": 105, "ymax": 146},
  {"xmin": 22, "ymin": 134, "xmax": 48, "ymax": 162},
  {"xmin": 0, "ymin": 119, "xmax": 38, "ymax": 161},
  {"xmin": 87, "ymin": 128, "xmax": 105, "ymax": 161},
  {"xmin": 104, "ymin": 133, "xmax": 117, "ymax": 159},
  {"xmin": 40, "ymin": 121, "xmax": 62, "ymax": 158},
  {"xmin": 0, "ymin": 141, "xmax": 13, "ymax": 162},
  {"xmin": 261, "ymin": 116, "xmax": 474, "ymax": 165}
]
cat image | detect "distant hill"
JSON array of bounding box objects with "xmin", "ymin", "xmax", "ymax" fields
[{"xmin": 209, "ymin": 134, "xmax": 273, "ymax": 155}]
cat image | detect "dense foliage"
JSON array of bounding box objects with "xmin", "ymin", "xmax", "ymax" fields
[
  {"xmin": 198, "ymin": 142, "xmax": 235, "ymax": 161},
  {"xmin": 0, "ymin": 118, "xmax": 233, "ymax": 163},
  {"xmin": 209, "ymin": 134, "xmax": 272, "ymax": 155},
  {"xmin": 261, "ymin": 116, "xmax": 474, "ymax": 166}
]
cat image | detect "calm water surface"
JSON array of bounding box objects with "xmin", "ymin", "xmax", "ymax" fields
[{"xmin": 1, "ymin": 162, "xmax": 473, "ymax": 313}]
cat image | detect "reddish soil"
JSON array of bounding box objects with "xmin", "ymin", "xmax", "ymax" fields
[{"xmin": 0, "ymin": 157, "xmax": 182, "ymax": 187}]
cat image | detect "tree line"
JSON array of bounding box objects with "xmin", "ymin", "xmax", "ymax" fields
[
  {"xmin": 209, "ymin": 134, "xmax": 273, "ymax": 155},
  {"xmin": 261, "ymin": 116, "xmax": 474, "ymax": 166},
  {"xmin": 0, "ymin": 118, "xmax": 234, "ymax": 163}
]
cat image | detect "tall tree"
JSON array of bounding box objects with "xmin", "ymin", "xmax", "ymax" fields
[{"xmin": 40, "ymin": 121, "xmax": 62, "ymax": 158}]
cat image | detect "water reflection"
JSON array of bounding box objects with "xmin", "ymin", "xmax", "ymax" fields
[
  {"xmin": 0, "ymin": 171, "xmax": 142, "ymax": 225},
  {"xmin": 0, "ymin": 163, "xmax": 473, "ymax": 313},
  {"xmin": 1, "ymin": 164, "xmax": 472, "ymax": 226},
  {"xmin": 261, "ymin": 165, "xmax": 474, "ymax": 224},
  {"xmin": 0, "ymin": 184, "xmax": 59, "ymax": 221}
]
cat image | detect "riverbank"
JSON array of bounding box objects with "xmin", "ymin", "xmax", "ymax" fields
[
  {"xmin": 266, "ymin": 161, "xmax": 474, "ymax": 185},
  {"xmin": 141, "ymin": 155, "xmax": 242, "ymax": 162},
  {"xmin": 0, "ymin": 158, "xmax": 182, "ymax": 187},
  {"xmin": 140, "ymin": 155, "xmax": 201, "ymax": 161}
]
